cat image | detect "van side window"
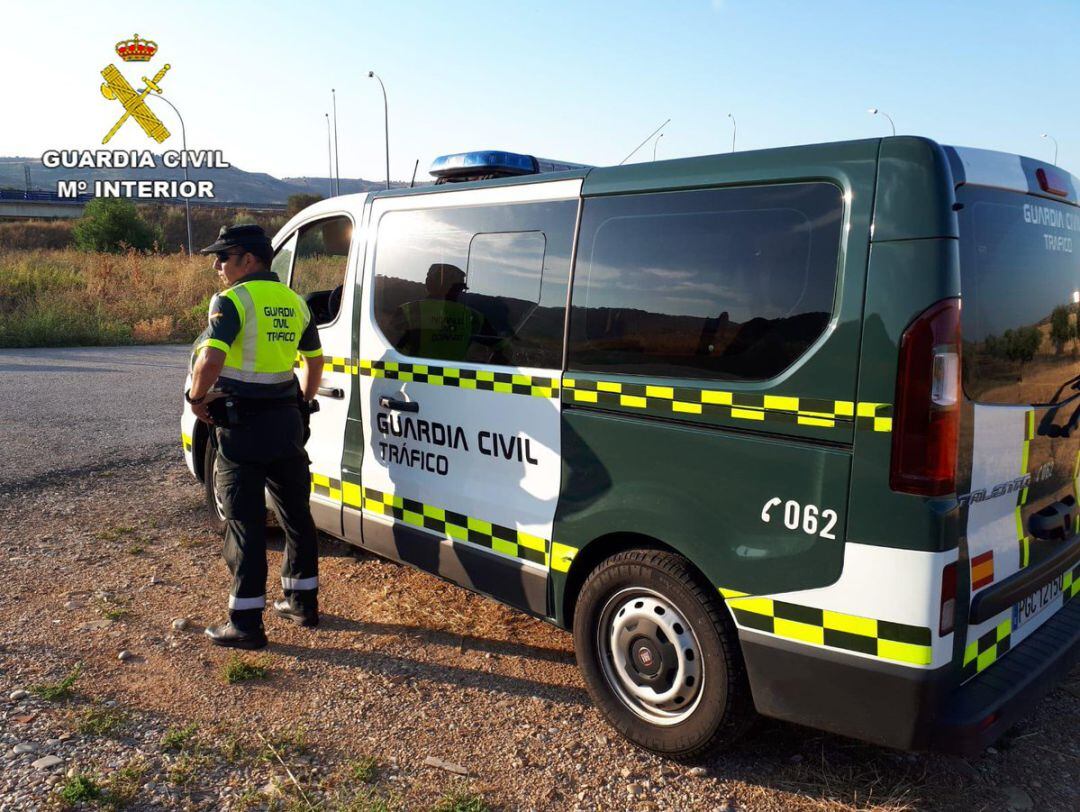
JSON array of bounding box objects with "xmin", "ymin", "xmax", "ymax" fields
[
  {"xmin": 567, "ymin": 183, "xmax": 843, "ymax": 381},
  {"xmin": 270, "ymin": 232, "xmax": 297, "ymax": 284},
  {"xmin": 372, "ymin": 200, "xmax": 576, "ymax": 368},
  {"xmin": 291, "ymin": 216, "xmax": 353, "ymax": 325}
]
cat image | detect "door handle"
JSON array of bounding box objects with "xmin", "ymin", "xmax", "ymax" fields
[
  {"xmin": 318, "ymin": 386, "xmax": 344, "ymax": 399},
  {"xmin": 1028, "ymin": 495, "xmax": 1075, "ymax": 541},
  {"xmin": 379, "ymin": 396, "xmax": 419, "ymax": 412}
]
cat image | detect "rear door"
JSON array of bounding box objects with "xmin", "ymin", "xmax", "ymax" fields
[{"xmin": 953, "ymin": 153, "xmax": 1080, "ymax": 680}]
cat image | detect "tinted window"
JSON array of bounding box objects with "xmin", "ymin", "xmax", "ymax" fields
[
  {"xmin": 291, "ymin": 216, "xmax": 352, "ymax": 325},
  {"xmin": 568, "ymin": 183, "xmax": 843, "ymax": 381},
  {"xmin": 959, "ymin": 187, "xmax": 1080, "ymax": 404},
  {"xmin": 372, "ymin": 200, "xmax": 577, "ymax": 368}
]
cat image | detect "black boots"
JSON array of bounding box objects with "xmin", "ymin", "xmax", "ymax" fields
[
  {"xmin": 273, "ymin": 595, "xmax": 319, "ymax": 627},
  {"xmin": 204, "ymin": 621, "xmax": 268, "ymax": 650},
  {"xmin": 206, "ymin": 598, "xmax": 317, "ymax": 648}
]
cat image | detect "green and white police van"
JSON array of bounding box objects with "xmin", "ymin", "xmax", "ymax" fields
[{"xmin": 182, "ymin": 137, "xmax": 1080, "ymax": 759}]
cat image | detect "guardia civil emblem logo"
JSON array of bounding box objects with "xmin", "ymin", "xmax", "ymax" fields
[{"xmin": 99, "ymin": 34, "xmax": 172, "ymax": 144}]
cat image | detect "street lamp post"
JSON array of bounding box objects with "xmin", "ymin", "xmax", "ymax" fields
[
  {"xmin": 653, "ymin": 132, "xmax": 664, "ymax": 161},
  {"xmin": 331, "ymin": 89, "xmax": 340, "ymax": 196},
  {"xmin": 867, "ymin": 107, "xmax": 896, "ymax": 136},
  {"xmin": 1042, "ymin": 133, "xmax": 1059, "ymax": 166},
  {"xmin": 325, "ymin": 113, "xmax": 334, "ymax": 197},
  {"xmin": 368, "ymin": 71, "xmax": 390, "ymax": 190},
  {"xmin": 727, "ymin": 113, "xmax": 736, "ymax": 152},
  {"xmin": 140, "ymin": 92, "xmax": 192, "ymax": 255}
]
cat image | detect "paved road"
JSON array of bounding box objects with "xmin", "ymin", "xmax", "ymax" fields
[{"xmin": 0, "ymin": 345, "xmax": 192, "ymax": 491}]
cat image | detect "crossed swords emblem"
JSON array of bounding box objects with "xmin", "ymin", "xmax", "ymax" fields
[{"xmin": 100, "ymin": 63, "xmax": 171, "ymax": 144}]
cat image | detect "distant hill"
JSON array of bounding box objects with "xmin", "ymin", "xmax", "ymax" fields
[
  {"xmin": 0, "ymin": 157, "xmax": 410, "ymax": 205},
  {"xmin": 282, "ymin": 177, "xmax": 414, "ymax": 195}
]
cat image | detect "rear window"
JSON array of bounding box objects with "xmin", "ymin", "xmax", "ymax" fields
[{"xmin": 959, "ymin": 186, "xmax": 1080, "ymax": 404}]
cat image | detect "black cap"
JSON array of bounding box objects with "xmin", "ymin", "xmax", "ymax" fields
[{"xmin": 199, "ymin": 224, "xmax": 272, "ymax": 255}]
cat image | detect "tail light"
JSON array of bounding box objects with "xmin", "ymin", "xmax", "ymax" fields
[
  {"xmin": 939, "ymin": 560, "xmax": 958, "ymax": 636},
  {"xmin": 890, "ymin": 298, "xmax": 961, "ymax": 496}
]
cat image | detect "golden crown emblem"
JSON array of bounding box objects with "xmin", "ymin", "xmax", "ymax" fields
[{"xmin": 115, "ymin": 34, "xmax": 157, "ymax": 62}]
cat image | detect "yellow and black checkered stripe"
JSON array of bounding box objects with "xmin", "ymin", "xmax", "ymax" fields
[
  {"xmin": 1017, "ymin": 409, "xmax": 1035, "ymax": 569},
  {"xmin": 1072, "ymin": 449, "xmax": 1080, "ymax": 536},
  {"xmin": 295, "ymin": 356, "xmax": 559, "ymax": 398},
  {"xmin": 181, "ymin": 432, "xmax": 192, "ymax": 453},
  {"xmin": 293, "ymin": 355, "xmax": 356, "ymax": 374},
  {"xmin": 1065, "ymin": 562, "xmax": 1080, "ymax": 603},
  {"xmin": 720, "ymin": 589, "xmax": 932, "ymax": 665},
  {"xmin": 360, "ymin": 359, "xmax": 559, "ymax": 398},
  {"xmin": 310, "ymin": 473, "xmax": 550, "ymax": 567},
  {"xmin": 962, "ymin": 618, "xmax": 1011, "ymax": 680},
  {"xmin": 358, "ymin": 485, "xmax": 550, "ymax": 565},
  {"xmin": 562, "ymin": 379, "xmax": 892, "ymax": 432}
]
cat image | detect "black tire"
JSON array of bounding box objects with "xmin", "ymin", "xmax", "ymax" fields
[
  {"xmin": 573, "ymin": 549, "xmax": 754, "ymax": 761},
  {"xmin": 202, "ymin": 439, "xmax": 226, "ymax": 528}
]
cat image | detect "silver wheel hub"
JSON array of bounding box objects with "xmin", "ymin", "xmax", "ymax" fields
[{"xmin": 598, "ymin": 588, "xmax": 703, "ymax": 726}]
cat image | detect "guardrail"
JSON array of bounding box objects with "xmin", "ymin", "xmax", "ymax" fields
[{"xmin": 0, "ymin": 189, "xmax": 286, "ymax": 210}]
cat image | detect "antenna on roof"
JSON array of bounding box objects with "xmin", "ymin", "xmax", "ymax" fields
[
  {"xmin": 410, "ymin": 159, "xmax": 419, "ymax": 188},
  {"xmin": 619, "ymin": 118, "xmax": 671, "ymax": 166}
]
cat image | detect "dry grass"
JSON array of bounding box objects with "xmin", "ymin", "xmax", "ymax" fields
[
  {"xmin": 0, "ymin": 247, "xmax": 216, "ymax": 347},
  {"xmin": 0, "ymin": 246, "xmax": 346, "ymax": 347}
]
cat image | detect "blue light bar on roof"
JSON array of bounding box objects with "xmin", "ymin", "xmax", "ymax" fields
[{"xmin": 429, "ymin": 150, "xmax": 591, "ymax": 182}]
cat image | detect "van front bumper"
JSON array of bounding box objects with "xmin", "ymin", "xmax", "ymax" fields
[{"xmin": 739, "ymin": 596, "xmax": 1080, "ymax": 754}]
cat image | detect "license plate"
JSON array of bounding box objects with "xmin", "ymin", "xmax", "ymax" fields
[{"xmin": 1012, "ymin": 574, "xmax": 1065, "ymax": 630}]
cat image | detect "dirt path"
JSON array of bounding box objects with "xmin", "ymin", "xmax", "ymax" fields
[{"xmin": 0, "ymin": 460, "xmax": 1076, "ymax": 811}]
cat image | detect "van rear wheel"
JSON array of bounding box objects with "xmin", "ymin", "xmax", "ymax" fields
[{"xmin": 573, "ymin": 549, "xmax": 753, "ymax": 760}]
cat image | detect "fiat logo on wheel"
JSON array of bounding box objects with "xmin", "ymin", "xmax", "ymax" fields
[{"xmin": 637, "ymin": 646, "xmax": 654, "ymax": 667}]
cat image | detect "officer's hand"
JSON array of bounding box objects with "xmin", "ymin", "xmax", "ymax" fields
[{"xmin": 190, "ymin": 400, "xmax": 213, "ymax": 425}]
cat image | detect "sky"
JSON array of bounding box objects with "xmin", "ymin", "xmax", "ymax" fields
[{"xmin": 2, "ymin": 0, "xmax": 1078, "ymax": 183}]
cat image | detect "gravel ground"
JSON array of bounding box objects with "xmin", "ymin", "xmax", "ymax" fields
[
  {"xmin": 0, "ymin": 345, "xmax": 190, "ymax": 491},
  {"xmin": 0, "ymin": 458, "xmax": 1076, "ymax": 811}
]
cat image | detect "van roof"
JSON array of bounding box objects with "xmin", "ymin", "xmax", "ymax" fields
[
  {"xmin": 360, "ymin": 137, "xmax": 1078, "ymax": 203},
  {"xmin": 944, "ymin": 145, "xmax": 1079, "ymax": 201}
]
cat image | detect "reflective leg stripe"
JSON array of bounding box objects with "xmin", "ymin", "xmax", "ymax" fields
[
  {"xmin": 228, "ymin": 594, "xmax": 266, "ymax": 610},
  {"xmin": 281, "ymin": 576, "xmax": 318, "ymax": 591}
]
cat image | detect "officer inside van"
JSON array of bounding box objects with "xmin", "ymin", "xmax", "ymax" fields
[{"xmin": 394, "ymin": 263, "xmax": 485, "ymax": 360}]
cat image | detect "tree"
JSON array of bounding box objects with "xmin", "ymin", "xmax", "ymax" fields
[
  {"xmin": 1003, "ymin": 326, "xmax": 1041, "ymax": 374},
  {"xmin": 72, "ymin": 198, "xmax": 160, "ymax": 253},
  {"xmin": 1050, "ymin": 305, "xmax": 1075, "ymax": 354},
  {"xmin": 287, "ymin": 194, "xmax": 322, "ymax": 218}
]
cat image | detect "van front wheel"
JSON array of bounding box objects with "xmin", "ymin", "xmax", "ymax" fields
[{"xmin": 573, "ymin": 549, "xmax": 753, "ymax": 760}]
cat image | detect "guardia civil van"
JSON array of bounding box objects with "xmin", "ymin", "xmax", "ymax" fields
[{"xmin": 181, "ymin": 138, "xmax": 1080, "ymax": 759}]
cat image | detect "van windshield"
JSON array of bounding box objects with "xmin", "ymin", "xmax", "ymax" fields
[{"xmin": 958, "ymin": 185, "xmax": 1080, "ymax": 405}]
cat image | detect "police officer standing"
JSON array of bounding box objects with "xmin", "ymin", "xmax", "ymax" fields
[{"xmin": 186, "ymin": 225, "xmax": 324, "ymax": 649}]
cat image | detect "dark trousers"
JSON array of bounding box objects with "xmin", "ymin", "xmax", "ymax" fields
[{"xmin": 213, "ymin": 405, "xmax": 318, "ymax": 629}]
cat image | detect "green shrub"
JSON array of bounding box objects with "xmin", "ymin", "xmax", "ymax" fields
[
  {"xmin": 30, "ymin": 664, "xmax": 82, "ymax": 701},
  {"xmin": 60, "ymin": 773, "xmax": 102, "ymax": 804},
  {"xmin": 223, "ymin": 654, "xmax": 270, "ymax": 684},
  {"xmin": 73, "ymin": 198, "xmax": 161, "ymax": 253}
]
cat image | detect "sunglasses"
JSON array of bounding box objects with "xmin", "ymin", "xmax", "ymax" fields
[{"xmin": 215, "ymin": 250, "xmax": 246, "ymax": 263}]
